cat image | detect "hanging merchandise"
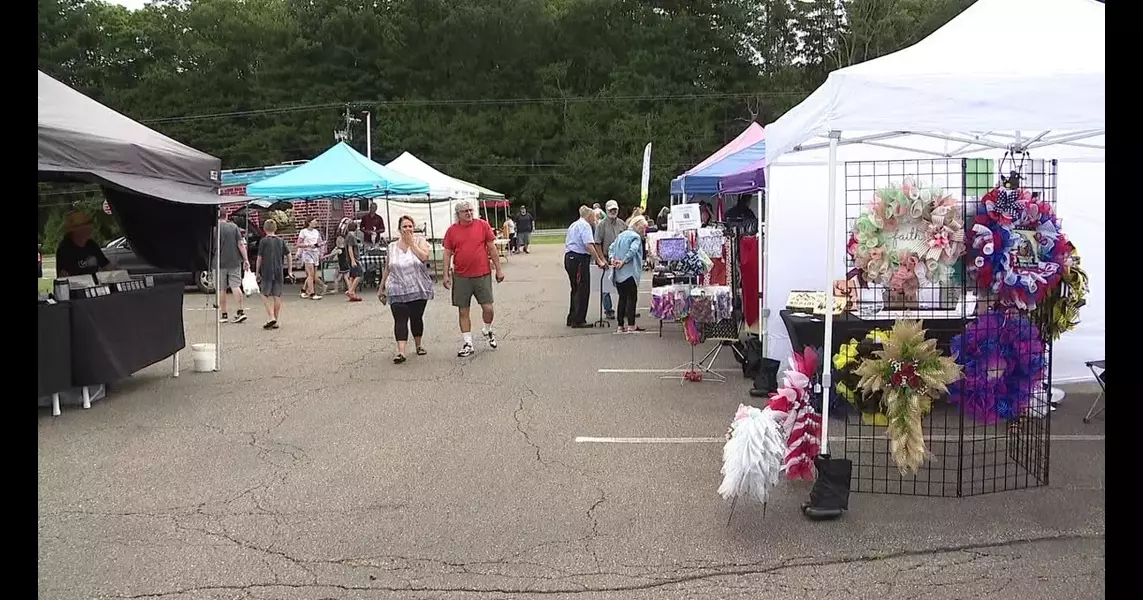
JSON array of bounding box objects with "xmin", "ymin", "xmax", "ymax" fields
[
  {"xmin": 966, "ymin": 168, "xmax": 1074, "ymax": 311},
  {"xmin": 677, "ymin": 248, "xmax": 707, "ymax": 278},
  {"xmin": 739, "ymin": 236, "xmax": 760, "ymax": 327},
  {"xmin": 718, "ymin": 404, "xmax": 787, "ymax": 506},
  {"xmin": 657, "ymin": 236, "xmax": 687, "ymax": 261},
  {"xmin": 697, "ymin": 228, "xmax": 726, "ymax": 258},
  {"xmin": 847, "ymin": 179, "xmax": 965, "ymax": 298},
  {"xmin": 949, "ymin": 310, "xmax": 1048, "ymax": 423},
  {"xmin": 1030, "ymin": 245, "xmax": 1089, "ymax": 341},
  {"xmin": 832, "ymin": 329, "xmax": 891, "ymax": 426},
  {"xmin": 853, "ymin": 320, "xmax": 964, "ymax": 475},
  {"xmin": 650, "ymin": 285, "xmax": 687, "ymax": 321}
]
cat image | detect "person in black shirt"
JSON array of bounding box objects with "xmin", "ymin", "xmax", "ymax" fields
[
  {"xmin": 724, "ymin": 195, "xmax": 758, "ymax": 223},
  {"xmin": 55, "ymin": 211, "xmax": 109, "ymax": 278},
  {"xmin": 515, "ymin": 206, "xmax": 536, "ymax": 254}
]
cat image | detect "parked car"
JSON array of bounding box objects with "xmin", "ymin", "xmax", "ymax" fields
[{"xmin": 102, "ymin": 237, "xmax": 215, "ymax": 294}]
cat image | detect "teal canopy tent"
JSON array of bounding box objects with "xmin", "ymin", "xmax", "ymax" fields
[{"xmin": 246, "ymin": 142, "xmax": 429, "ymax": 199}]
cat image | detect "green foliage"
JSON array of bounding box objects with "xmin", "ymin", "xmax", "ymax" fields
[{"xmin": 38, "ymin": 0, "xmax": 974, "ymax": 228}]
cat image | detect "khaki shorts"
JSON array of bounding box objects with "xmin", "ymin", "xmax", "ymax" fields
[
  {"xmin": 451, "ymin": 274, "xmax": 494, "ymax": 308},
  {"xmin": 218, "ymin": 267, "xmax": 243, "ymax": 290}
]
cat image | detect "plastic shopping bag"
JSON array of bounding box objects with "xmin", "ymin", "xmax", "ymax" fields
[{"xmin": 242, "ymin": 270, "xmax": 260, "ymax": 297}]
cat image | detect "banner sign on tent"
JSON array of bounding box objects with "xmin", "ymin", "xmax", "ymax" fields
[{"xmin": 640, "ymin": 143, "xmax": 652, "ymax": 210}]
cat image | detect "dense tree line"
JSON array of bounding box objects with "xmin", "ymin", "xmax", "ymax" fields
[{"xmin": 39, "ymin": 0, "xmax": 973, "ymax": 227}]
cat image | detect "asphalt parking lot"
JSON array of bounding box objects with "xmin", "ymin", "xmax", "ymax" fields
[{"xmin": 37, "ymin": 243, "xmax": 1105, "ymax": 599}]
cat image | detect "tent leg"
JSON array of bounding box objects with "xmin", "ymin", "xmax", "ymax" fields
[
  {"xmin": 214, "ymin": 209, "xmax": 222, "ymax": 372},
  {"xmin": 172, "ymin": 351, "xmax": 180, "ymax": 378},
  {"xmin": 758, "ymin": 183, "xmax": 768, "ymax": 355},
  {"xmin": 820, "ymin": 131, "xmax": 841, "ymax": 454}
]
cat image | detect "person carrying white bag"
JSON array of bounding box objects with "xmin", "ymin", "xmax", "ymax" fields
[{"xmin": 216, "ymin": 213, "xmax": 250, "ymax": 323}]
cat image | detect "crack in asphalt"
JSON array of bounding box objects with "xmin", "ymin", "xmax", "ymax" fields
[
  {"xmin": 510, "ymin": 384, "xmax": 608, "ymax": 575},
  {"xmin": 105, "ymin": 532, "xmax": 1103, "ymax": 598}
]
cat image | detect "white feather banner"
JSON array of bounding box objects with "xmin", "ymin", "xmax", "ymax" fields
[{"xmin": 718, "ymin": 405, "xmax": 788, "ymax": 504}]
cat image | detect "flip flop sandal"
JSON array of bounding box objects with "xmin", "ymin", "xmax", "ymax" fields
[
  {"xmin": 393, "ymin": 354, "xmax": 407, "ymax": 364},
  {"xmin": 416, "ymin": 347, "xmax": 427, "ymax": 356}
]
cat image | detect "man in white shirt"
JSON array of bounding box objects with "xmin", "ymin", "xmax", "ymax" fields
[{"xmin": 564, "ymin": 206, "xmax": 606, "ymax": 328}]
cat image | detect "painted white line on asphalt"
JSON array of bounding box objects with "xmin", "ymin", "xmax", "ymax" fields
[
  {"xmin": 596, "ymin": 368, "xmax": 741, "ymax": 374},
  {"xmin": 575, "ymin": 434, "xmax": 1105, "ymax": 444}
]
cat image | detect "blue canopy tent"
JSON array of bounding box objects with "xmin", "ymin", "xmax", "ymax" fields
[
  {"xmin": 669, "ymin": 123, "xmax": 766, "ymax": 197},
  {"xmin": 246, "ymin": 142, "xmax": 429, "ymax": 199}
]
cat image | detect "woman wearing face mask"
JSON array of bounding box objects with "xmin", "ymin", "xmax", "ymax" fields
[
  {"xmin": 296, "ymin": 217, "xmax": 324, "ymax": 299},
  {"xmin": 55, "ymin": 211, "xmax": 109, "ymax": 278},
  {"xmin": 378, "ymin": 216, "xmax": 435, "ymax": 363}
]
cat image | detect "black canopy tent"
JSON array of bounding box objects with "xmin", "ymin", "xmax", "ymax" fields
[
  {"xmin": 38, "ymin": 70, "xmax": 233, "ymax": 373},
  {"xmin": 38, "ymin": 70, "xmax": 225, "ymax": 272}
]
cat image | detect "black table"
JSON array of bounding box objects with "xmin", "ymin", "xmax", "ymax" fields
[
  {"xmin": 780, "ymin": 309, "xmax": 968, "ymax": 414},
  {"xmin": 38, "ymin": 302, "xmax": 72, "ymax": 398},
  {"xmin": 779, "ymin": 309, "xmax": 967, "ymax": 358},
  {"xmin": 70, "ymin": 284, "xmax": 186, "ymax": 386}
]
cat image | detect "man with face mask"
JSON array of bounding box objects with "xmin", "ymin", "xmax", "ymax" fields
[{"xmin": 360, "ymin": 201, "xmax": 386, "ymax": 247}]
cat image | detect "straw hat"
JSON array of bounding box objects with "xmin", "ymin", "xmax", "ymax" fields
[{"xmin": 63, "ymin": 211, "xmax": 94, "ymax": 234}]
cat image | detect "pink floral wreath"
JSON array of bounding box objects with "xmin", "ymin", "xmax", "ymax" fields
[{"xmin": 847, "ymin": 179, "xmax": 966, "ymax": 295}]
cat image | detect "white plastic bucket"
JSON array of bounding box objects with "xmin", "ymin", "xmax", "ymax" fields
[{"xmin": 190, "ymin": 343, "xmax": 216, "ymax": 373}]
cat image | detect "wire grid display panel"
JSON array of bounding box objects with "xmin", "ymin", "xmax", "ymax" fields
[{"xmin": 832, "ymin": 158, "xmax": 1054, "ymax": 497}]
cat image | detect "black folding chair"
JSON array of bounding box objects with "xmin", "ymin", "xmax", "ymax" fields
[{"xmin": 1082, "ymin": 360, "xmax": 1106, "ymax": 424}]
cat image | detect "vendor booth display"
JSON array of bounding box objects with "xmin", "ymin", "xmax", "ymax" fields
[{"xmin": 38, "ymin": 70, "xmax": 226, "ymax": 413}]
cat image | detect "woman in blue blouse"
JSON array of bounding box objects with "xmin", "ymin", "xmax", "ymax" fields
[{"xmin": 608, "ymin": 216, "xmax": 648, "ymax": 333}]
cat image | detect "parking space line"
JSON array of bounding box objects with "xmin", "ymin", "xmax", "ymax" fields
[
  {"xmin": 575, "ymin": 434, "xmax": 1105, "ymax": 444},
  {"xmin": 596, "ymin": 368, "xmax": 740, "ymax": 374}
]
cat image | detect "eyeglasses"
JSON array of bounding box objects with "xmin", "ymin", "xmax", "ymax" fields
[{"xmin": 459, "ymin": 209, "xmax": 474, "ymax": 214}]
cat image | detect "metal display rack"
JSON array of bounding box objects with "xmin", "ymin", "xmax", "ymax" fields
[{"xmin": 828, "ymin": 157, "xmax": 1054, "ymax": 497}]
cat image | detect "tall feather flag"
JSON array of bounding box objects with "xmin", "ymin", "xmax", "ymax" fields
[{"xmin": 639, "ymin": 142, "xmax": 652, "ymax": 210}]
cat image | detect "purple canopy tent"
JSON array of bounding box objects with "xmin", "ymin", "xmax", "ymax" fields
[{"xmin": 717, "ymin": 159, "xmax": 766, "ymax": 194}]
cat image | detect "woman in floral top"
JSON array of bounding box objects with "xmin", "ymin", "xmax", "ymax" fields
[{"xmin": 378, "ymin": 216, "xmax": 435, "ymax": 363}]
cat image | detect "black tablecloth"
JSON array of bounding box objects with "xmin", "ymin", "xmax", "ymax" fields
[
  {"xmin": 70, "ymin": 284, "xmax": 186, "ymax": 386},
  {"xmin": 780, "ymin": 309, "xmax": 967, "ymax": 358},
  {"xmin": 38, "ymin": 302, "xmax": 72, "ymax": 397}
]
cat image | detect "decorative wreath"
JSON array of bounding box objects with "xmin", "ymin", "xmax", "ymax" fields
[
  {"xmin": 966, "ymin": 177, "xmax": 1074, "ymax": 311},
  {"xmin": 847, "ymin": 179, "xmax": 965, "ymax": 297},
  {"xmin": 949, "ymin": 310, "xmax": 1048, "ymax": 423},
  {"xmin": 1030, "ymin": 245, "xmax": 1089, "ymax": 341},
  {"xmin": 853, "ymin": 321, "xmax": 963, "ymax": 475},
  {"xmin": 832, "ymin": 329, "xmax": 890, "ymax": 425}
]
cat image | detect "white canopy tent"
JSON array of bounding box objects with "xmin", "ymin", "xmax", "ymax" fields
[
  {"xmin": 760, "ymin": 0, "xmax": 1105, "ymax": 429},
  {"xmin": 385, "ymin": 152, "xmax": 509, "ymax": 240}
]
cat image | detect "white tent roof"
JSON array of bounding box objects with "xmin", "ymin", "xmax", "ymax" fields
[
  {"xmin": 765, "ymin": 0, "xmax": 1105, "ymax": 164},
  {"xmin": 385, "ymin": 152, "xmax": 504, "ymax": 200}
]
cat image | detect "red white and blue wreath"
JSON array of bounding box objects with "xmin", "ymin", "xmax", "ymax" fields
[{"xmin": 966, "ymin": 175, "xmax": 1074, "ymax": 311}]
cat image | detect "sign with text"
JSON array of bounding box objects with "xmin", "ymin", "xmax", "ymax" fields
[{"xmin": 671, "ymin": 203, "xmax": 701, "ymax": 231}]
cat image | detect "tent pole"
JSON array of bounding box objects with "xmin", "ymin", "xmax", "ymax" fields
[
  {"xmin": 214, "ymin": 206, "xmax": 222, "ymax": 372},
  {"xmin": 758, "ymin": 180, "xmax": 769, "ymax": 355},
  {"xmin": 385, "ymin": 192, "xmax": 392, "ymax": 246},
  {"xmin": 820, "ymin": 130, "xmax": 841, "ymax": 454},
  {"xmin": 427, "ymin": 194, "xmax": 437, "ymax": 278}
]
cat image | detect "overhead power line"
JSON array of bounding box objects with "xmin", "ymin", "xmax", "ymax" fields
[{"xmin": 140, "ymin": 91, "xmax": 810, "ymax": 124}]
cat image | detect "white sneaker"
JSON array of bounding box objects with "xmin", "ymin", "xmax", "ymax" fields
[
  {"xmin": 484, "ymin": 330, "xmax": 498, "ymax": 348},
  {"xmin": 457, "ymin": 343, "xmax": 475, "ymax": 358}
]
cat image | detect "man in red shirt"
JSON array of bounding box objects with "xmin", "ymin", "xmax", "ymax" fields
[
  {"xmin": 443, "ymin": 200, "xmax": 505, "ymax": 357},
  {"xmin": 360, "ymin": 201, "xmax": 386, "ymax": 246}
]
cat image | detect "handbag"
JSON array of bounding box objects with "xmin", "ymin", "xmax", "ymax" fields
[{"xmin": 241, "ymin": 270, "xmax": 260, "ymax": 297}]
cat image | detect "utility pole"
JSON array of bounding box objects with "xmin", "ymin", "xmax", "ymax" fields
[
  {"xmin": 362, "ymin": 111, "xmax": 372, "ymax": 159},
  {"xmin": 333, "ymin": 104, "xmax": 361, "ymax": 143}
]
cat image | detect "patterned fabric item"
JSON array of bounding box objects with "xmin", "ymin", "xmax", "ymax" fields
[
  {"xmin": 658, "ymin": 237, "xmax": 687, "ymax": 261},
  {"xmin": 690, "ymin": 295, "xmax": 715, "ymax": 323},
  {"xmin": 697, "ymin": 229, "xmax": 725, "ymax": 258},
  {"xmin": 678, "ymin": 249, "xmax": 705, "ymax": 277}
]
